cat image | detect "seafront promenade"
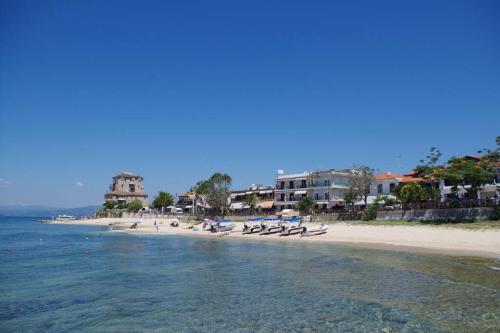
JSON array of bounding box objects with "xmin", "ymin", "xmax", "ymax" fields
[{"xmin": 49, "ymin": 217, "xmax": 500, "ymax": 258}]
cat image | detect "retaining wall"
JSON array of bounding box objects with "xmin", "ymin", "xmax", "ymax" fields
[{"xmin": 376, "ymin": 207, "xmax": 493, "ymax": 222}]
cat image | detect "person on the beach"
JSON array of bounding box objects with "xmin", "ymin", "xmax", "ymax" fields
[{"xmin": 154, "ymin": 220, "xmax": 158, "ymax": 232}]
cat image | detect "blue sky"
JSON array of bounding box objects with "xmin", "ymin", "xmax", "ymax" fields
[{"xmin": 1, "ymin": 0, "xmax": 499, "ymax": 207}]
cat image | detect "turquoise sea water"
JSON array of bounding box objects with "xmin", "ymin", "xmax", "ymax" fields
[{"xmin": 0, "ymin": 217, "xmax": 499, "ymax": 332}]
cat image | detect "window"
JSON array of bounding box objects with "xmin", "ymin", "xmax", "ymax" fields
[
  {"xmin": 315, "ymin": 193, "xmax": 319, "ymax": 200},
  {"xmin": 280, "ymin": 181, "xmax": 285, "ymax": 190},
  {"xmin": 325, "ymin": 192, "xmax": 329, "ymax": 200},
  {"xmin": 301, "ymin": 179, "xmax": 307, "ymax": 188},
  {"xmin": 377, "ymin": 184, "xmax": 383, "ymax": 194},
  {"xmin": 289, "ymin": 193, "xmax": 294, "ymax": 201},
  {"xmin": 389, "ymin": 183, "xmax": 396, "ymax": 193},
  {"xmin": 280, "ymin": 193, "xmax": 285, "ymax": 201},
  {"xmin": 289, "ymin": 181, "xmax": 294, "ymax": 189},
  {"xmin": 129, "ymin": 184, "xmax": 136, "ymax": 192}
]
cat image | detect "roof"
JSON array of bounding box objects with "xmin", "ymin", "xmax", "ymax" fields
[
  {"xmin": 277, "ymin": 172, "xmax": 309, "ymax": 180},
  {"xmin": 113, "ymin": 172, "xmax": 143, "ymax": 179},
  {"xmin": 374, "ymin": 173, "xmax": 402, "ymax": 180},
  {"xmin": 375, "ymin": 172, "xmax": 430, "ymax": 183}
]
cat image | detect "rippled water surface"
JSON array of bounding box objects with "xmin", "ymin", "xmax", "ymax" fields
[{"xmin": 1, "ymin": 217, "xmax": 499, "ymax": 332}]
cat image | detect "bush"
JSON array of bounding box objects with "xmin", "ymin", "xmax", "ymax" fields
[
  {"xmin": 127, "ymin": 199, "xmax": 143, "ymax": 213},
  {"xmin": 490, "ymin": 206, "xmax": 500, "ymax": 221},
  {"xmin": 362, "ymin": 205, "xmax": 378, "ymax": 221}
]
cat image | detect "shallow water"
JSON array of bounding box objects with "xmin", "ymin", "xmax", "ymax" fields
[{"xmin": 1, "ymin": 217, "xmax": 499, "ymax": 332}]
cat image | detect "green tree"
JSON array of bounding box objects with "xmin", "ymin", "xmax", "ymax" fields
[
  {"xmin": 298, "ymin": 196, "xmax": 315, "ymax": 215},
  {"xmin": 435, "ymin": 157, "xmax": 494, "ymax": 200},
  {"xmin": 103, "ymin": 200, "xmax": 117, "ymax": 210},
  {"xmin": 423, "ymin": 187, "xmax": 441, "ymax": 203},
  {"xmin": 362, "ymin": 205, "xmax": 377, "ymax": 221},
  {"xmin": 191, "ymin": 180, "xmax": 211, "ymax": 214},
  {"xmin": 244, "ymin": 194, "xmax": 258, "ymax": 213},
  {"xmin": 343, "ymin": 187, "xmax": 360, "ymax": 207},
  {"xmin": 415, "ymin": 147, "xmax": 443, "ymax": 179},
  {"xmin": 127, "ymin": 199, "xmax": 143, "ymax": 212},
  {"xmin": 397, "ymin": 183, "xmax": 425, "ymax": 207},
  {"xmin": 349, "ymin": 166, "xmax": 374, "ymax": 205},
  {"xmin": 204, "ymin": 172, "xmax": 232, "ymax": 215},
  {"xmin": 152, "ymin": 191, "xmax": 174, "ymax": 210}
]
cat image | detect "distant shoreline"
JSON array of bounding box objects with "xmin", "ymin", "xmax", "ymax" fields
[{"xmin": 45, "ymin": 217, "xmax": 500, "ymax": 258}]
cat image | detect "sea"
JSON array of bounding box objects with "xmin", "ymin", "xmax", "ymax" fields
[{"xmin": 0, "ymin": 217, "xmax": 499, "ymax": 332}]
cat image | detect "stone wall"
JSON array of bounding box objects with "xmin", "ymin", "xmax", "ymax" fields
[{"xmin": 376, "ymin": 207, "xmax": 493, "ymax": 222}]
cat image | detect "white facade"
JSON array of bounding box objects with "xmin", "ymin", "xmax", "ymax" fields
[{"xmin": 274, "ymin": 169, "xmax": 353, "ymax": 211}]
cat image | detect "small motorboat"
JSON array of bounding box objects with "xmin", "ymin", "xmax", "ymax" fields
[
  {"xmin": 242, "ymin": 217, "xmax": 263, "ymax": 234},
  {"xmin": 259, "ymin": 218, "xmax": 283, "ymax": 235},
  {"xmin": 56, "ymin": 215, "xmax": 77, "ymax": 221},
  {"xmin": 202, "ymin": 219, "xmax": 218, "ymax": 231},
  {"xmin": 211, "ymin": 219, "xmax": 236, "ymax": 233},
  {"xmin": 301, "ymin": 224, "xmax": 328, "ymax": 237},
  {"xmin": 280, "ymin": 216, "xmax": 305, "ymax": 236}
]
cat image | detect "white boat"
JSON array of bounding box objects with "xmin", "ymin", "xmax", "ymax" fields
[
  {"xmin": 242, "ymin": 218, "xmax": 263, "ymax": 234},
  {"xmin": 280, "ymin": 217, "xmax": 305, "ymax": 236},
  {"xmin": 259, "ymin": 218, "xmax": 283, "ymax": 235},
  {"xmin": 56, "ymin": 215, "xmax": 77, "ymax": 221},
  {"xmin": 300, "ymin": 224, "xmax": 328, "ymax": 237}
]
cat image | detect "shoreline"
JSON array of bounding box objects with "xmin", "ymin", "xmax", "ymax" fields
[{"xmin": 47, "ymin": 218, "xmax": 500, "ymax": 258}]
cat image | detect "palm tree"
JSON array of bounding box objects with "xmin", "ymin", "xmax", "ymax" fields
[
  {"xmin": 244, "ymin": 194, "xmax": 258, "ymax": 214},
  {"xmin": 192, "ymin": 180, "xmax": 210, "ymax": 215}
]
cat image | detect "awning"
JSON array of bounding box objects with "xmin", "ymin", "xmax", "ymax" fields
[
  {"xmin": 256, "ymin": 200, "xmax": 274, "ymax": 209},
  {"xmin": 259, "ymin": 190, "xmax": 273, "ymax": 194},
  {"xmin": 230, "ymin": 202, "xmax": 245, "ymax": 210},
  {"xmin": 245, "ymin": 191, "xmax": 253, "ymax": 195},
  {"xmin": 230, "ymin": 194, "xmax": 237, "ymax": 198},
  {"xmin": 294, "ymin": 190, "xmax": 307, "ymax": 195}
]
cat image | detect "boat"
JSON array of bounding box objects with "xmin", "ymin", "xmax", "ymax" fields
[
  {"xmin": 259, "ymin": 218, "xmax": 283, "ymax": 235},
  {"xmin": 202, "ymin": 219, "xmax": 218, "ymax": 231},
  {"xmin": 56, "ymin": 215, "xmax": 77, "ymax": 221},
  {"xmin": 210, "ymin": 219, "xmax": 236, "ymax": 233},
  {"xmin": 242, "ymin": 217, "xmax": 263, "ymax": 234},
  {"xmin": 280, "ymin": 216, "xmax": 305, "ymax": 236},
  {"xmin": 300, "ymin": 223, "xmax": 328, "ymax": 237}
]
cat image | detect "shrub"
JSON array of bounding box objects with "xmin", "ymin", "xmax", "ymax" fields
[
  {"xmin": 362, "ymin": 205, "xmax": 378, "ymax": 221},
  {"xmin": 127, "ymin": 199, "xmax": 143, "ymax": 213},
  {"xmin": 490, "ymin": 206, "xmax": 500, "ymax": 221}
]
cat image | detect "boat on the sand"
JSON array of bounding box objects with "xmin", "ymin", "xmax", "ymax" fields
[{"xmin": 300, "ymin": 224, "xmax": 328, "ymax": 237}]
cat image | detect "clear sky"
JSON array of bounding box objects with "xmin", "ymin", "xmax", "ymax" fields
[{"xmin": 1, "ymin": 0, "xmax": 499, "ymax": 207}]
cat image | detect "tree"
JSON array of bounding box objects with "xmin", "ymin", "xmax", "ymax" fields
[
  {"xmin": 152, "ymin": 191, "xmax": 174, "ymax": 210},
  {"xmin": 244, "ymin": 194, "xmax": 257, "ymax": 213},
  {"xmin": 343, "ymin": 188, "xmax": 359, "ymax": 208},
  {"xmin": 203, "ymin": 172, "xmax": 232, "ymax": 216},
  {"xmin": 191, "ymin": 180, "xmax": 211, "ymax": 214},
  {"xmin": 348, "ymin": 166, "xmax": 374, "ymax": 205},
  {"xmin": 396, "ymin": 183, "xmax": 425, "ymax": 207},
  {"xmin": 416, "ymin": 147, "xmax": 443, "ymax": 178},
  {"xmin": 298, "ymin": 196, "xmax": 315, "ymax": 215},
  {"xmin": 103, "ymin": 200, "xmax": 117, "ymax": 210},
  {"xmin": 435, "ymin": 157, "xmax": 494, "ymax": 200},
  {"xmin": 127, "ymin": 199, "xmax": 143, "ymax": 212},
  {"xmin": 362, "ymin": 205, "xmax": 377, "ymax": 221},
  {"xmin": 116, "ymin": 201, "xmax": 128, "ymax": 210}
]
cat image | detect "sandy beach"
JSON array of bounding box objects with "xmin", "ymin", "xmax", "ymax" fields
[{"xmin": 48, "ymin": 217, "xmax": 500, "ymax": 258}]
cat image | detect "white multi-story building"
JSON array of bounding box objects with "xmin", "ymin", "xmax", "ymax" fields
[{"xmin": 274, "ymin": 169, "xmax": 352, "ymax": 211}]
